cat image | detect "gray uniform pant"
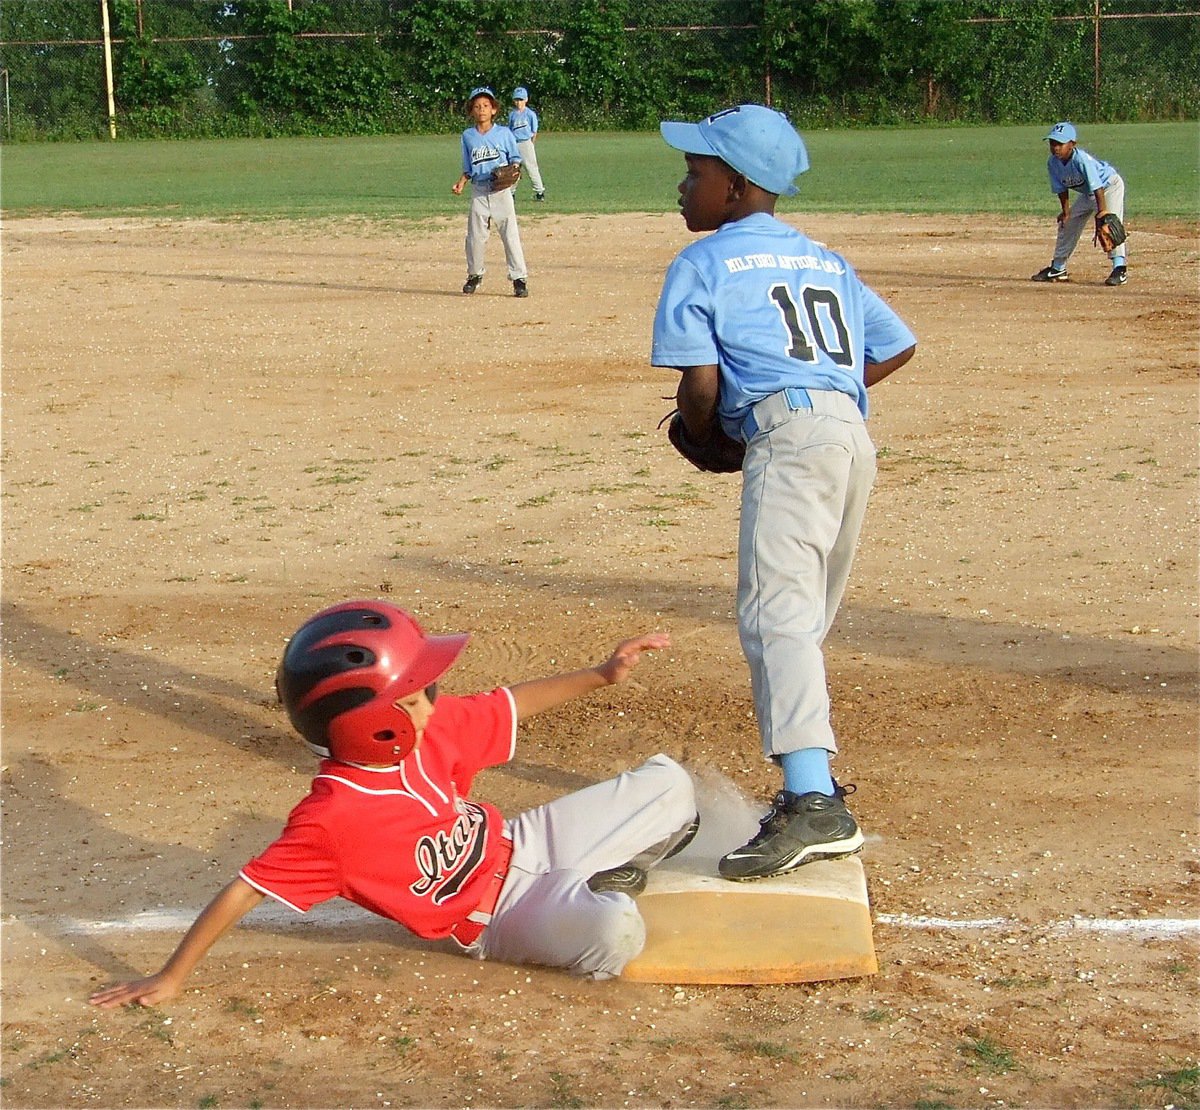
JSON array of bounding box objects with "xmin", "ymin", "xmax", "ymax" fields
[
  {"xmin": 472, "ymin": 754, "xmax": 696, "ymax": 979},
  {"xmin": 516, "ymin": 139, "xmax": 544, "ymax": 194},
  {"xmin": 1054, "ymin": 172, "xmax": 1127, "ymax": 268},
  {"xmin": 466, "ymin": 182, "xmax": 527, "ymax": 281},
  {"xmin": 737, "ymin": 389, "xmax": 877, "ymax": 759}
]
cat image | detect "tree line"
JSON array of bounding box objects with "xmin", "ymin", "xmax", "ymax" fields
[{"xmin": 1, "ymin": 0, "xmax": 1195, "ymax": 140}]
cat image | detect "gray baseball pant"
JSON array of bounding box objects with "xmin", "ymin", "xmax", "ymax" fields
[
  {"xmin": 737, "ymin": 388, "xmax": 877, "ymax": 759},
  {"xmin": 516, "ymin": 139, "xmax": 544, "ymax": 194},
  {"xmin": 466, "ymin": 182, "xmax": 528, "ymax": 281},
  {"xmin": 473, "ymin": 754, "xmax": 696, "ymax": 979},
  {"xmin": 1053, "ymin": 172, "xmax": 1127, "ymax": 268}
]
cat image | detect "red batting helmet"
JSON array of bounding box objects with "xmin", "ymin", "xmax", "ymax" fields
[{"xmin": 277, "ymin": 600, "xmax": 469, "ymax": 764}]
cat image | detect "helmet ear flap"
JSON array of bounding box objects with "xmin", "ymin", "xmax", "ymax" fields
[{"xmin": 326, "ymin": 697, "xmax": 418, "ymax": 763}]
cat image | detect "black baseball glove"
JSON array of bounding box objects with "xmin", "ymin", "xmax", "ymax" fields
[
  {"xmin": 1093, "ymin": 212, "xmax": 1127, "ymax": 252},
  {"xmin": 663, "ymin": 410, "xmax": 745, "ymax": 474}
]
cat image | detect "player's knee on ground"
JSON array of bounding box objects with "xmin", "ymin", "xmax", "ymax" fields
[{"xmin": 575, "ymin": 892, "xmax": 647, "ymax": 980}]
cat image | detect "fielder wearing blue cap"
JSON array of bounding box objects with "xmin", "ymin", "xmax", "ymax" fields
[
  {"xmin": 1032, "ymin": 120, "xmax": 1129, "ymax": 286},
  {"xmin": 508, "ymin": 86, "xmax": 545, "ymax": 201},
  {"xmin": 453, "ymin": 86, "xmax": 528, "ymax": 297},
  {"xmin": 651, "ymin": 104, "xmax": 917, "ymax": 883}
]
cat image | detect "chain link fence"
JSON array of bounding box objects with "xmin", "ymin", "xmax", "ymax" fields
[{"xmin": 1, "ymin": 0, "xmax": 1196, "ymax": 140}]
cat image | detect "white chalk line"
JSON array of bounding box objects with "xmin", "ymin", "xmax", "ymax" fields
[{"xmin": 7, "ymin": 906, "xmax": 1198, "ymax": 939}]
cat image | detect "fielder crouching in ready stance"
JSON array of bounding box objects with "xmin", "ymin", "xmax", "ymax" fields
[
  {"xmin": 90, "ymin": 600, "xmax": 698, "ymax": 1007},
  {"xmin": 652, "ymin": 105, "xmax": 917, "ymax": 882}
]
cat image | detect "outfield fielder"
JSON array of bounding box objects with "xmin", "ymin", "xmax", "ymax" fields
[{"xmin": 508, "ymin": 86, "xmax": 546, "ymax": 200}]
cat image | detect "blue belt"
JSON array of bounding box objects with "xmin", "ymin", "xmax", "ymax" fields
[{"xmin": 740, "ymin": 387, "xmax": 812, "ymax": 443}]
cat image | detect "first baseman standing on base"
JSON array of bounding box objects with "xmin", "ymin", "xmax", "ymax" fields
[
  {"xmin": 452, "ymin": 86, "xmax": 529, "ymax": 297},
  {"xmin": 1031, "ymin": 121, "xmax": 1128, "ymax": 287},
  {"xmin": 508, "ymin": 86, "xmax": 546, "ymax": 201},
  {"xmin": 88, "ymin": 599, "xmax": 699, "ymax": 1005},
  {"xmin": 651, "ymin": 105, "xmax": 916, "ymax": 882}
]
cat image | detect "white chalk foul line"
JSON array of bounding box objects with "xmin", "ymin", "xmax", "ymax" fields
[
  {"xmin": 875, "ymin": 913, "xmax": 1199, "ymax": 937},
  {"xmin": 8, "ymin": 906, "xmax": 1199, "ymax": 939}
]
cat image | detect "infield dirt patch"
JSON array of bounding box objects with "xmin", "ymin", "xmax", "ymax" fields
[{"xmin": 3, "ymin": 211, "xmax": 1197, "ymax": 1108}]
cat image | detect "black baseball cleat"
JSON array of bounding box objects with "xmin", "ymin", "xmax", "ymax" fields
[
  {"xmin": 534, "ymin": 192, "xmax": 546, "ymax": 202},
  {"xmin": 719, "ymin": 784, "xmax": 863, "ymax": 882},
  {"xmin": 586, "ymin": 812, "xmax": 699, "ymax": 897},
  {"xmin": 463, "ymin": 274, "xmax": 482, "ymax": 294},
  {"xmin": 1105, "ymin": 265, "xmax": 1128, "ymax": 286},
  {"xmin": 513, "ymin": 279, "xmax": 529, "ymax": 298},
  {"xmin": 587, "ymin": 865, "xmax": 647, "ymax": 897},
  {"xmin": 1031, "ymin": 266, "xmax": 1069, "ymax": 283}
]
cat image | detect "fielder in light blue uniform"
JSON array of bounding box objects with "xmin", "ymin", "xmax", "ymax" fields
[
  {"xmin": 651, "ymin": 105, "xmax": 917, "ymax": 883},
  {"xmin": 1031, "ymin": 121, "xmax": 1128, "ymax": 287},
  {"xmin": 452, "ymin": 86, "xmax": 529, "ymax": 297},
  {"xmin": 508, "ymin": 86, "xmax": 545, "ymax": 200}
]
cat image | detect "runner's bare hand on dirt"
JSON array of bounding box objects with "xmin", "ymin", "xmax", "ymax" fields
[
  {"xmin": 596, "ymin": 633, "xmax": 671, "ymax": 686},
  {"xmin": 89, "ymin": 972, "xmax": 183, "ymax": 1009}
]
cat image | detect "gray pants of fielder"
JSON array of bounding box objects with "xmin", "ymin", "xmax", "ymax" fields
[
  {"xmin": 516, "ymin": 138, "xmax": 544, "ymax": 195},
  {"xmin": 1054, "ymin": 172, "xmax": 1127, "ymax": 268},
  {"xmin": 473, "ymin": 754, "xmax": 696, "ymax": 979},
  {"xmin": 737, "ymin": 389, "xmax": 877, "ymax": 760},
  {"xmin": 466, "ymin": 181, "xmax": 528, "ymax": 281}
]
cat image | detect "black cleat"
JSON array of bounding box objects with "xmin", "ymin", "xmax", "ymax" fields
[
  {"xmin": 587, "ymin": 865, "xmax": 647, "ymax": 896},
  {"xmin": 463, "ymin": 274, "xmax": 482, "ymax": 294},
  {"xmin": 513, "ymin": 279, "xmax": 529, "ymax": 298},
  {"xmin": 719, "ymin": 784, "xmax": 863, "ymax": 882}
]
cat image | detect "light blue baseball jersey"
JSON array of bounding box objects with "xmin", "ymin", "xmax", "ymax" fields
[
  {"xmin": 461, "ymin": 125, "xmax": 521, "ymax": 185},
  {"xmin": 508, "ymin": 107, "xmax": 538, "ymax": 143},
  {"xmin": 651, "ymin": 212, "xmax": 915, "ymax": 427},
  {"xmin": 1047, "ymin": 147, "xmax": 1119, "ymax": 195}
]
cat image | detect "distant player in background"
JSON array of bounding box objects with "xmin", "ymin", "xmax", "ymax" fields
[
  {"xmin": 1031, "ymin": 121, "xmax": 1128, "ymax": 287},
  {"xmin": 452, "ymin": 86, "xmax": 529, "ymax": 297},
  {"xmin": 651, "ymin": 105, "xmax": 916, "ymax": 882},
  {"xmin": 509, "ymin": 86, "xmax": 546, "ymax": 201}
]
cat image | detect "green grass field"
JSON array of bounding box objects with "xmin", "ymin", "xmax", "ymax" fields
[{"xmin": 2, "ymin": 122, "xmax": 1196, "ymax": 220}]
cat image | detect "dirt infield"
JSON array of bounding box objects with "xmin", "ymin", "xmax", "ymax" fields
[{"xmin": 3, "ymin": 211, "xmax": 1197, "ymax": 1109}]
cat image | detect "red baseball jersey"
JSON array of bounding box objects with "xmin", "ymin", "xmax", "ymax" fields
[{"xmin": 240, "ymin": 688, "xmax": 517, "ymax": 939}]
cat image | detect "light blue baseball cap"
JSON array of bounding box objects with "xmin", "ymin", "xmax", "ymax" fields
[
  {"xmin": 466, "ymin": 86, "xmax": 498, "ymax": 107},
  {"xmin": 660, "ymin": 105, "xmax": 809, "ymax": 196},
  {"xmin": 1045, "ymin": 121, "xmax": 1077, "ymax": 143},
  {"xmin": 512, "ymin": 86, "xmax": 529, "ymax": 100}
]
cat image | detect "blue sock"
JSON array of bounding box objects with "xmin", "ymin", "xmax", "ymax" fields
[{"xmin": 779, "ymin": 748, "xmax": 834, "ymax": 796}]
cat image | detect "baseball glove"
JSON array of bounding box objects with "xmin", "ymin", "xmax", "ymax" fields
[
  {"xmin": 1093, "ymin": 212, "xmax": 1127, "ymax": 252},
  {"xmin": 663, "ymin": 410, "xmax": 745, "ymax": 474},
  {"xmin": 490, "ymin": 163, "xmax": 521, "ymax": 192}
]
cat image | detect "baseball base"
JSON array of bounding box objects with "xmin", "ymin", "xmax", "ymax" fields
[{"xmin": 622, "ymin": 855, "xmax": 876, "ymax": 985}]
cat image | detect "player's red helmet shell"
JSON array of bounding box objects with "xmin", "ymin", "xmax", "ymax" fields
[{"xmin": 277, "ymin": 600, "xmax": 468, "ymax": 764}]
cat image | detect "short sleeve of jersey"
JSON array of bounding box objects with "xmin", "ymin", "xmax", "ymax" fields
[
  {"xmin": 240, "ymin": 798, "xmax": 340, "ymax": 912},
  {"xmin": 651, "ymin": 254, "xmax": 720, "ymax": 368},
  {"xmin": 860, "ymin": 283, "xmax": 917, "ymax": 366},
  {"xmin": 427, "ymin": 688, "xmax": 517, "ymax": 795}
]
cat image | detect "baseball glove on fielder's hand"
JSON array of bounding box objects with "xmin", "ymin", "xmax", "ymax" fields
[
  {"xmin": 663, "ymin": 410, "xmax": 745, "ymax": 474},
  {"xmin": 1093, "ymin": 212, "xmax": 1127, "ymax": 252},
  {"xmin": 490, "ymin": 164, "xmax": 521, "ymax": 192}
]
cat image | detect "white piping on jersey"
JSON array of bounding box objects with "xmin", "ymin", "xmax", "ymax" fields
[
  {"xmin": 499, "ymin": 686, "xmax": 518, "ymax": 759},
  {"xmin": 315, "ymin": 772, "xmax": 439, "ymax": 817},
  {"xmin": 411, "ymin": 748, "xmax": 449, "ymax": 804},
  {"xmin": 238, "ymin": 870, "xmax": 307, "ymax": 914}
]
